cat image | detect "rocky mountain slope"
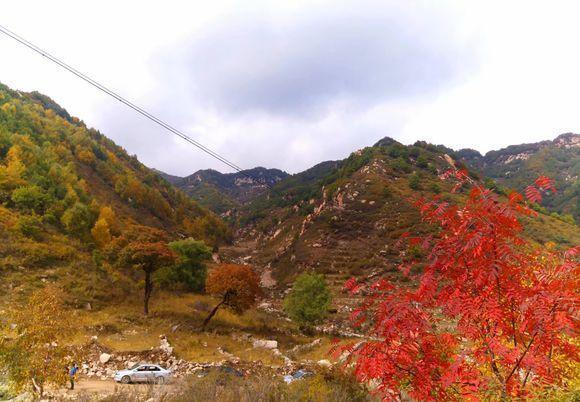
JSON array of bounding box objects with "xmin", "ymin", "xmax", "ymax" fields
[
  {"xmin": 158, "ymin": 167, "xmax": 288, "ymax": 214},
  {"xmin": 457, "ymin": 133, "xmax": 579, "ymax": 221},
  {"xmin": 222, "ymin": 139, "xmax": 579, "ymax": 296}
]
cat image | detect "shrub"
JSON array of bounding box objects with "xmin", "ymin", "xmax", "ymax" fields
[
  {"xmin": 16, "ymin": 214, "xmax": 43, "ymax": 238},
  {"xmin": 416, "ymin": 154, "xmax": 429, "ymax": 168},
  {"xmin": 392, "ymin": 157, "xmax": 411, "ymax": 173},
  {"xmin": 408, "ymin": 173, "xmax": 421, "ymax": 190},
  {"xmin": 382, "ymin": 186, "xmax": 392, "ymax": 198},
  {"xmin": 429, "ymin": 183, "xmax": 441, "ymax": 194},
  {"xmin": 283, "ymin": 273, "xmax": 332, "ymax": 327}
]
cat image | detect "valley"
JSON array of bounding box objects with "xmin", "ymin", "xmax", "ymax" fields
[{"xmin": 0, "ymin": 83, "xmax": 578, "ymax": 401}]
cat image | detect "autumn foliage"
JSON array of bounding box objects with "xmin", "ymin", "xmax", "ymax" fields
[
  {"xmin": 0, "ymin": 285, "xmax": 75, "ymax": 396},
  {"xmin": 342, "ymin": 172, "xmax": 579, "ymax": 400},
  {"xmin": 122, "ymin": 240, "xmax": 176, "ymax": 315},
  {"xmin": 203, "ymin": 264, "xmax": 263, "ymax": 328}
]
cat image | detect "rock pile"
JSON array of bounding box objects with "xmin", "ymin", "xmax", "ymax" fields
[{"xmin": 78, "ymin": 335, "xmax": 214, "ymax": 380}]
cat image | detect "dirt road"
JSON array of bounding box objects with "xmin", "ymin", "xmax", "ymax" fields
[{"xmin": 55, "ymin": 379, "xmax": 177, "ymax": 400}]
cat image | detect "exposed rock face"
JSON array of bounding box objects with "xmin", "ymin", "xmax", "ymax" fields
[
  {"xmin": 157, "ymin": 167, "xmax": 289, "ymax": 213},
  {"xmin": 457, "ymin": 132, "xmax": 579, "ymax": 220},
  {"xmin": 554, "ymin": 132, "xmax": 580, "ymax": 148}
]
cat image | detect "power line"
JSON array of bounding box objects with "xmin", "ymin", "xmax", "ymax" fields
[{"xmin": 0, "ymin": 23, "xmax": 273, "ymax": 188}]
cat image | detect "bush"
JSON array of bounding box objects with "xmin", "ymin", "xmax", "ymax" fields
[
  {"xmin": 284, "ymin": 273, "xmax": 332, "ymax": 327},
  {"xmin": 392, "ymin": 157, "xmax": 411, "ymax": 173},
  {"xmin": 382, "ymin": 186, "xmax": 392, "ymax": 198},
  {"xmin": 429, "ymin": 183, "xmax": 441, "ymax": 194},
  {"xmin": 417, "ymin": 154, "xmax": 431, "ymax": 168},
  {"xmin": 98, "ymin": 368, "xmax": 374, "ymax": 402},
  {"xmin": 16, "ymin": 214, "xmax": 43, "ymax": 238},
  {"xmin": 408, "ymin": 174, "xmax": 421, "ymax": 190}
]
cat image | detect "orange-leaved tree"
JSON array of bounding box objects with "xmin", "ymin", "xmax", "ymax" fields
[
  {"xmin": 0, "ymin": 285, "xmax": 75, "ymax": 397},
  {"xmin": 203, "ymin": 264, "xmax": 263, "ymax": 329},
  {"xmin": 342, "ymin": 172, "xmax": 579, "ymax": 400},
  {"xmin": 122, "ymin": 240, "xmax": 176, "ymax": 315}
]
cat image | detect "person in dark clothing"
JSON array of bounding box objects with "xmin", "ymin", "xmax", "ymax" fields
[{"xmin": 69, "ymin": 363, "xmax": 78, "ymax": 390}]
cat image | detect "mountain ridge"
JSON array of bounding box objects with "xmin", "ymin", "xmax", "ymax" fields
[
  {"xmin": 457, "ymin": 132, "xmax": 579, "ymax": 221},
  {"xmin": 165, "ymin": 133, "xmax": 578, "ymax": 223}
]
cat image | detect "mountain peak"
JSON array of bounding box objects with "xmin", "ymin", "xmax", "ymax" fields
[
  {"xmin": 373, "ymin": 136, "xmax": 400, "ymax": 147},
  {"xmin": 554, "ymin": 132, "xmax": 580, "ymax": 148}
]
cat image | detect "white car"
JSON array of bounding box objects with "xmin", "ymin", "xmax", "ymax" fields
[{"xmin": 114, "ymin": 364, "xmax": 171, "ymax": 384}]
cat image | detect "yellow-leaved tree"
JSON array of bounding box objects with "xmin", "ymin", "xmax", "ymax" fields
[
  {"xmin": 91, "ymin": 218, "xmax": 112, "ymax": 247},
  {"xmin": 0, "ymin": 285, "xmax": 76, "ymax": 397}
]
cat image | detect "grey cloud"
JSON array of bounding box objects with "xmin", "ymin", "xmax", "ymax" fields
[
  {"xmin": 94, "ymin": 1, "xmax": 480, "ymax": 175},
  {"xmin": 157, "ymin": 1, "xmax": 477, "ymax": 117}
]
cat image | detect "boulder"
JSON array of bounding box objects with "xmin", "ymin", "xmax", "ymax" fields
[
  {"xmin": 317, "ymin": 359, "xmax": 332, "ymax": 368},
  {"xmin": 253, "ymin": 339, "xmax": 278, "ymax": 349},
  {"xmin": 99, "ymin": 353, "xmax": 111, "ymax": 364},
  {"xmin": 159, "ymin": 335, "xmax": 174, "ymax": 355}
]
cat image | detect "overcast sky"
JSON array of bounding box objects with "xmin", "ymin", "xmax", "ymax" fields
[{"xmin": 1, "ymin": 1, "xmax": 579, "ymax": 175}]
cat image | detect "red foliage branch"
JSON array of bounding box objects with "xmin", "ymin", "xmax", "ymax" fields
[{"xmin": 341, "ymin": 171, "xmax": 578, "ymax": 401}]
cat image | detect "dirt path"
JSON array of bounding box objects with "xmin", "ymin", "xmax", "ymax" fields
[{"xmin": 55, "ymin": 379, "xmax": 177, "ymax": 399}]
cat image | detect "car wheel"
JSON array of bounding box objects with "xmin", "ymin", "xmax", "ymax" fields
[
  {"xmin": 156, "ymin": 376, "xmax": 165, "ymax": 385},
  {"xmin": 121, "ymin": 375, "xmax": 131, "ymax": 384}
]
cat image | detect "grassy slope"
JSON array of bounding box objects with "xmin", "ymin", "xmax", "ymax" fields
[{"xmin": 69, "ymin": 291, "xmax": 340, "ymax": 365}]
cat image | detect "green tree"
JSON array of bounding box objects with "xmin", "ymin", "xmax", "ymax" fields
[
  {"xmin": 283, "ymin": 273, "xmax": 332, "ymax": 328},
  {"xmin": 11, "ymin": 185, "xmax": 47, "ymax": 213},
  {"xmin": 60, "ymin": 202, "xmax": 93, "ymax": 235},
  {"xmin": 158, "ymin": 238, "xmax": 212, "ymax": 292}
]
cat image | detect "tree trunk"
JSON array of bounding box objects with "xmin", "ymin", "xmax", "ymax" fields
[
  {"xmin": 31, "ymin": 377, "xmax": 42, "ymax": 397},
  {"xmin": 144, "ymin": 269, "xmax": 153, "ymax": 316},
  {"xmin": 202, "ymin": 297, "xmax": 226, "ymax": 329}
]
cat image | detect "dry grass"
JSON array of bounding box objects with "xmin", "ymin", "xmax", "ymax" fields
[
  {"xmin": 68, "ymin": 292, "xmax": 339, "ymax": 365},
  {"xmin": 89, "ymin": 369, "xmax": 376, "ymax": 402}
]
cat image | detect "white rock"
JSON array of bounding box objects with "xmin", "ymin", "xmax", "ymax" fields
[
  {"xmin": 99, "ymin": 353, "xmax": 111, "ymax": 364},
  {"xmin": 317, "ymin": 359, "xmax": 333, "ymax": 368},
  {"xmin": 159, "ymin": 335, "xmax": 174, "ymax": 355},
  {"xmin": 253, "ymin": 339, "xmax": 278, "ymax": 349}
]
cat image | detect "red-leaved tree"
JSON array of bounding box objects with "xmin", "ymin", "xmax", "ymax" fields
[{"xmin": 341, "ymin": 172, "xmax": 579, "ymax": 400}]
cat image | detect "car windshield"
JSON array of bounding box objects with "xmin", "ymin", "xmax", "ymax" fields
[{"xmin": 129, "ymin": 364, "xmax": 140, "ymax": 370}]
